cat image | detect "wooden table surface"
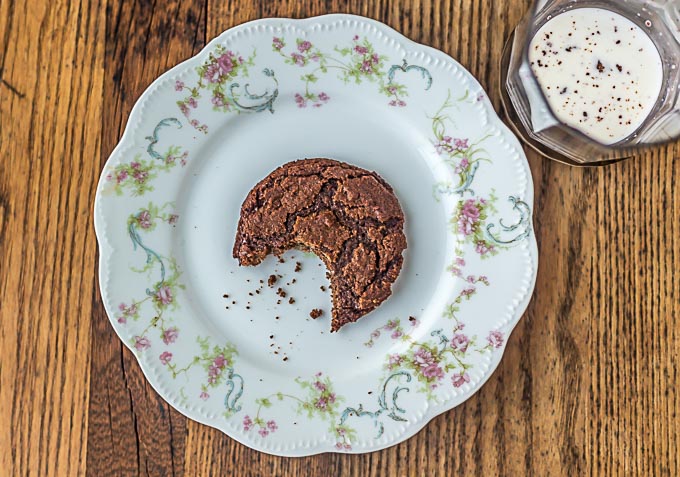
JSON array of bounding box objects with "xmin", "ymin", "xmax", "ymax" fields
[{"xmin": 1, "ymin": 0, "xmax": 678, "ymax": 475}]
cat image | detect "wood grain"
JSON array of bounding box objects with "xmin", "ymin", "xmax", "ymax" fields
[{"xmin": 0, "ymin": 0, "xmax": 677, "ymax": 475}]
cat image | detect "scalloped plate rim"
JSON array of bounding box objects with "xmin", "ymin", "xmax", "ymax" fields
[{"xmin": 94, "ymin": 13, "xmax": 538, "ymax": 457}]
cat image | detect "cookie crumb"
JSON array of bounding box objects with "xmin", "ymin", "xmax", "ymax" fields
[
  {"xmin": 222, "ymin": 294, "xmax": 229, "ymax": 298},
  {"xmin": 320, "ymin": 286, "xmax": 326, "ymax": 292},
  {"xmin": 310, "ymin": 309, "xmax": 323, "ymax": 319},
  {"xmin": 268, "ymin": 275, "xmax": 277, "ymax": 287},
  {"xmin": 289, "ymin": 297, "xmax": 296, "ymax": 304},
  {"xmin": 283, "ymin": 356, "xmax": 289, "ymax": 361},
  {"xmin": 294, "ymin": 262, "xmax": 302, "ymax": 272},
  {"xmin": 277, "ymin": 288, "xmax": 287, "ymax": 298}
]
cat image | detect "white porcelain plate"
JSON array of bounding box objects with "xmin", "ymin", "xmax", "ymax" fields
[{"xmin": 95, "ymin": 14, "xmax": 538, "ymax": 456}]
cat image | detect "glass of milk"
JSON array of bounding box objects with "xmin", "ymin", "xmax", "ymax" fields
[{"xmin": 502, "ymin": 0, "xmax": 680, "ymax": 165}]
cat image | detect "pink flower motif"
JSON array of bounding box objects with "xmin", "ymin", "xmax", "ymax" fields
[
  {"xmin": 118, "ymin": 303, "xmax": 127, "ymax": 312},
  {"xmin": 335, "ymin": 442, "xmax": 343, "ymax": 450},
  {"xmin": 452, "ymin": 372, "xmax": 471, "ymax": 387},
  {"xmin": 455, "ymin": 322, "xmax": 466, "ymax": 331},
  {"xmin": 422, "ymin": 363, "xmax": 444, "ymax": 380},
  {"xmin": 466, "ymin": 275, "xmax": 476, "ymax": 283},
  {"xmin": 130, "ymin": 161, "xmax": 141, "ymax": 169},
  {"xmin": 388, "ymin": 354, "xmax": 403, "ymax": 369},
  {"xmin": 391, "ymin": 330, "xmax": 402, "ymax": 339},
  {"xmin": 134, "ymin": 336, "xmax": 151, "ymax": 351},
  {"xmin": 203, "ymin": 63, "xmax": 222, "ymax": 83},
  {"xmin": 315, "ymin": 372, "xmax": 323, "ymax": 377},
  {"xmin": 190, "ymin": 119, "xmax": 200, "ymax": 127},
  {"xmin": 216, "ymin": 52, "xmax": 236, "ymax": 75},
  {"xmin": 309, "ymin": 54, "xmax": 320, "ymax": 62},
  {"xmin": 413, "ymin": 347, "xmax": 436, "ymax": 369},
  {"xmin": 458, "ymin": 201, "xmax": 481, "ymax": 236},
  {"xmin": 133, "ymin": 170, "xmax": 148, "ymax": 184},
  {"xmin": 336, "ymin": 427, "xmax": 346, "ymax": 436},
  {"xmin": 137, "ymin": 210, "xmax": 152, "ymax": 229},
  {"xmin": 213, "ymin": 354, "xmax": 228, "ymax": 369},
  {"xmin": 168, "ymin": 214, "xmax": 179, "ymax": 225},
  {"xmin": 243, "ymin": 415, "xmax": 253, "ymax": 431},
  {"xmin": 353, "ymin": 35, "xmax": 359, "ymax": 41},
  {"xmin": 370, "ymin": 330, "xmax": 380, "ymax": 339},
  {"xmin": 315, "ymin": 396, "xmax": 328, "ymax": 410},
  {"xmin": 397, "ymin": 100, "xmax": 406, "ymax": 107},
  {"xmin": 258, "ymin": 428, "xmax": 269, "ymax": 437},
  {"xmin": 461, "ymin": 199, "xmax": 481, "ymax": 220},
  {"xmin": 477, "ymin": 93, "xmax": 485, "ymax": 102},
  {"xmin": 460, "ymin": 287, "xmax": 475, "ymax": 297},
  {"xmin": 200, "ymin": 391, "xmax": 209, "ymax": 400},
  {"xmin": 179, "ymin": 103, "xmax": 189, "ymax": 115},
  {"xmin": 354, "ymin": 45, "xmax": 368, "ymax": 55},
  {"xmin": 155, "ymin": 285, "xmax": 173, "ymax": 306},
  {"xmin": 328, "ymin": 393, "xmax": 336, "ymax": 404},
  {"xmin": 475, "ymin": 241, "xmax": 494, "ymax": 256},
  {"xmin": 454, "ymin": 138, "xmax": 469, "ymax": 150},
  {"xmin": 272, "ymin": 37, "xmax": 284, "ymax": 50},
  {"xmin": 267, "ymin": 420, "xmax": 278, "ymax": 432},
  {"xmin": 371, "ymin": 53, "xmax": 379, "ymax": 64},
  {"xmin": 343, "ymin": 444, "xmax": 351, "ymax": 450},
  {"xmin": 116, "ymin": 169, "xmax": 128, "ymax": 183},
  {"xmin": 211, "ymin": 92, "xmax": 226, "ymax": 107},
  {"xmin": 361, "ymin": 59, "xmax": 373, "ymax": 73},
  {"xmin": 459, "ymin": 158, "xmax": 470, "ymax": 170},
  {"xmin": 487, "ymin": 330, "xmax": 504, "ymax": 348},
  {"xmin": 456, "ymin": 257, "xmax": 466, "ymax": 267},
  {"xmin": 180, "ymin": 158, "xmax": 187, "ymax": 166},
  {"xmin": 442, "ymin": 136, "xmax": 452, "ymax": 143},
  {"xmin": 187, "ymin": 97, "xmax": 198, "ymax": 108},
  {"xmin": 291, "ymin": 53, "xmax": 305, "ymax": 66},
  {"xmin": 162, "ymin": 327, "xmax": 178, "ymax": 345},
  {"xmin": 174, "ymin": 80, "xmax": 184, "ymax": 91},
  {"xmin": 387, "ymin": 86, "xmax": 397, "ymax": 95},
  {"xmin": 294, "ymin": 93, "xmax": 307, "ymax": 108},
  {"xmin": 313, "ymin": 380, "xmax": 327, "ymax": 392},
  {"xmin": 318, "ymin": 92, "xmax": 329, "ymax": 102},
  {"xmin": 297, "ymin": 40, "xmax": 312, "ymax": 52},
  {"xmin": 450, "ymin": 333, "xmax": 470, "ymax": 352},
  {"xmin": 208, "ymin": 365, "xmax": 222, "ymax": 382},
  {"xmin": 159, "ymin": 351, "xmax": 172, "ymax": 365},
  {"xmin": 117, "ymin": 316, "xmax": 127, "ymax": 324},
  {"xmin": 389, "ymin": 100, "xmax": 397, "ymax": 107},
  {"xmin": 385, "ymin": 320, "xmax": 397, "ymax": 330},
  {"xmin": 106, "ymin": 173, "xmax": 113, "ymax": 181}
]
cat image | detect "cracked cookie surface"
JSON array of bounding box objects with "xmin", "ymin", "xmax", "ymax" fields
[{"xmin": 233, "ymin": 158, "xmax": 407, "ymax": 331}]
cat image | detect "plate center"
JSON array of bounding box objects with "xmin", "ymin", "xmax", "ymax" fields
[{"xmin": 175, "ymin": 94, "xmax": 455, "ymax": 380}]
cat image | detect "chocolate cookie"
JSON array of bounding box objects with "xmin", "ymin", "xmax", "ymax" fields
[{"xmin": 233, "ymin": 158, "xmax": 407, "ymax": 331}]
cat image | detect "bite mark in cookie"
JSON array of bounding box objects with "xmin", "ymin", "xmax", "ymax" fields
[{"xmin": 233, "ymin": 158, "xmax": 407, "ymax": 331}]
